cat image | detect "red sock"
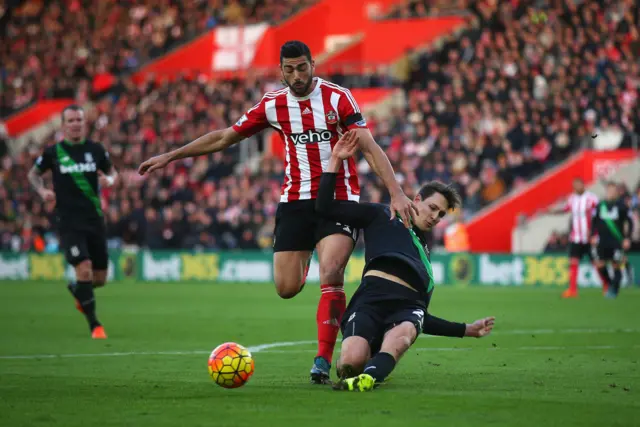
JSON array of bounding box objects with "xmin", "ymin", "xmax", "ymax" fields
[
  {"xmin": 569, "ymin": 259, "xmax": 578, "ymax": 293},
  {"xmin": 316, "ymin": 284, "xmax": 346, "ymax": 364}
]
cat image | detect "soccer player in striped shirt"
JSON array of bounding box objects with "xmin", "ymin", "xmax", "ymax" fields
[
  {"xmin": 548, "ymin": 178, "xmax": 605, "ymax": 298},
  {"xmin": 138, "ymin": 41, "xmax": 416, "ymax": 383}
]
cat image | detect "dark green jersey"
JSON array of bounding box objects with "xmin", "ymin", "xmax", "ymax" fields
[
  {"xmin": 591, "ymin": 200, "xmax": 632, "ymax": 247},
  {"xmin": 35, "ymin": 139, "xmax": 112, "ymax": 230}
]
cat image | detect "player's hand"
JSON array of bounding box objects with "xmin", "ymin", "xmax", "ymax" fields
[
  {"xmin": 622, "ymin": 238, "xmax": 631, "ymax": 250},
  {"xmin": 38, "ymin": 188, "xmax": 56, "ymax": 202},
  {"xmin": 138, "ymin": 153, "xmax": 172, "ymax": 176},
  {"xmin": 332, "ymin": 131, "xmax": 360, "ymax": 160},
  {"xmin": 590, "ymin": 236, "xmax": 598, "ymax": 246},
  {"xmin": 464, "ymin": 316, "xmax": 495, "ymax": 338},
  {"xmin": 97, "ymin": 171, "xmax": 115, "ymax": 188},
  {"xmin": 390, "ymin": 193, "xmax": 419, "ymax": 227}
]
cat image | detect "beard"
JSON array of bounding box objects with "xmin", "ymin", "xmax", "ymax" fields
[{"xmin": 284, "ymin": 75, "xmax": 314, "ymax": 96}]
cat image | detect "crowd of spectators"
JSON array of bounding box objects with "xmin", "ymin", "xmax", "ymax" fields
[
  {"xmin": 0, "ymin": 74, "xmax": 286, "ymax": 253},
  {"xmin": 1, "ymin": 0, "xmax": 639, "ymax": 253},
  {"xmin": 0, "ymin": 0, "xmax": 318, "ymax": 117},
  {"xmin": 357, "ymin": 0, "xmax": 639, "ymax": 242},
  {"xmin": 384, "ymin": 0, "xmax": 473, "ymax": 19}
]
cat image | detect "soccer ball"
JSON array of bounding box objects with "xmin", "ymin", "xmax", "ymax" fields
[{"xmin": 208, "ymin": 342, "xmax": 255, "ymax": 388}]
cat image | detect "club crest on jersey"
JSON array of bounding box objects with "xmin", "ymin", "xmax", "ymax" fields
[
  {"xmin": 325, "ymin": 110, "xmax": 337, "ymax": 124},
  {"xmin": 85, "ymin": 152, "xmax": 93, "ymax": 163}
]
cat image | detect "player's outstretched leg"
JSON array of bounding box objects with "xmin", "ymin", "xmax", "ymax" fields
[
  {"xmin": 312, "ymin": 235, "xmax": 352, "ymax": 384},
  {"xmin": 92, "ymin": 269, "xmax": 108, "ymax": 288},
  {"xmin": 606, "ymin": 263, "xmax": 622, "ymax": 298},
  {"xmin": 596, "ymin": 264, "xmax": 611, "ymax": 295},
  {"xmin": 363, "ymin": 321, "xmax": 416, "ymax": 384},
  {"xmin": 335, "ymin": 321, "xmax": 417, "ymax": 391},
  {"xmin": 563, "ymin": 257, "xmax": 580, "ymax": 298},
  {"xmin": 273, "ymin": 251, "xmax": 312, "ymax": 299},
  {"xmin": 68, "ymin": 260, "xmax": 106, "ymax": 339},
  {"xmin": 333, "ymin": 336, "xmax": 372, "ymax": 391}
]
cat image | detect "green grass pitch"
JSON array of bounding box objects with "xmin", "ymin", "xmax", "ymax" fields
[{"xmin": 1, "ymin": 281, "xmax": 639, "ymax": 427}]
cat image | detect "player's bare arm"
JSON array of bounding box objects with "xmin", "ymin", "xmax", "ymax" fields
[
  {"xmin": 351, "ymin": 128, "xmax": 418, "ymax": 227},
  {"xmin": 28, "ymin": 165, "xmax": 55, "ymax": 201},
  {"xmin": 138, "ymin": 127, "xmax": 244, "ymax": 175}
]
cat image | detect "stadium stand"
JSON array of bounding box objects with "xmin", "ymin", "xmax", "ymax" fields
[
  {"xmin": 356, "ymin": 0, "xmax": 639, "ymax": 243},
  {"xmin": 0, "ymin": 0, "xmax": 318, "ymax": 117},
  {"xmin": 0, "ymin": 0, "xmax": 638, "ymax": 253}
]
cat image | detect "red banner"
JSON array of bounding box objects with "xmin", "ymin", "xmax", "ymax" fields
[
  {"xmin": 466, "ymin": 150, "xmax": 638, "ymax": 253},
  {"xmin": 5, "ymin": 99, "xmax": 74, "ymax": 137},
  {"xmin": 253, "ymin": 0, "xmax": 460, "ymax": 69},
  {"xmin": 319, "ymin": 17, "xmax": 466, "ymax": 69}
]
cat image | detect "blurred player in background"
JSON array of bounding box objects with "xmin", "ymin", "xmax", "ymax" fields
[
  {"xmin": 138, "ymin": 40, "xmax": 416, "ymax": 383},
  {"xmin": 28, "ymin": 105, "xmax": 118, "ymax": 339},
  {"xmin": 548, "ymin": 177, "xmax": 605, "ymax": 298},
  {"xmin": 591, "ymin": 182, "xmax": 633, "ymax": 298}
]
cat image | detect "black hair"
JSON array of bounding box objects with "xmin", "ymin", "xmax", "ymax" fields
[
  {"xmin": 61, "ymin": 104, "xmax": 84, "ymax": 121},
  {"xmin": 280, "ymin": 40, "xmax": 312, "ymax": 63},
  {"xmin": 606, "ymin": 180, "xmax": 618, "ymax": 188},
  {"xmin": 418, "ymin": 181, "xmax": 462, "ymax": 211}
]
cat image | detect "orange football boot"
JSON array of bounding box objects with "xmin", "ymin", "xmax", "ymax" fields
[{"xmin": 91, "ymin": 326, "xmax": 107, "ymax": 339}]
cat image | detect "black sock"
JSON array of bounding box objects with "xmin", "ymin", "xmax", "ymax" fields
[
  {"xmin": 612, "ymin": 269, "xmax": 622, "ymax": 294},
  {"xmin": 362, "ymin": 352, "xmax": 396, "ymax": 383},
  {"xmin": 598, "ymin": 267, "xmax": 611, "ymax": 287},
  {"xmin": 74, "ymin": 280, "xmax": 100, "ymax": 330}
]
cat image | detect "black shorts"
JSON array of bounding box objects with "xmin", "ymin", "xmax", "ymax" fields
[
  {"xmin": 569, "ymin": 243, "xmax": 594, "ymax": 261},
  {"xmin": 595, "ymin": 245, "xmax": 624, "ymax": 263},
  {"xmin": 59, "ymin": 225, "xmax": 108, "ymax": 270},
  {"xmin": 273, "ymin": 200, "xmax": 359, "ymax": 252},
  {"xmin": 341, "ymin": 276, "xmax": 429, "ymax": 355}
]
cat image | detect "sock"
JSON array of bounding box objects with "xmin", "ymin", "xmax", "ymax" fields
[
  {"xmin": 625, "ymin": 263, "xmax": 633, "ymax": 285},
  {"xmin": 597, "ymin": 266, "xmax": 611, "ymax": 292},
  {"xmin": 73, "ymin": 280, "xmax": 101, "ymax": 330},
  {"xmin": 569, "ymin": 259, "xmax": 579, "ymax": 293},
  {"xmin": 363, "ymin": 352, "xmax": 396, "ymax": 383},
  {"xmin": 316, "ymin": 284, "xmax": 346, "ymax": 364},
  {"xmin": 612, "ymin": 268, "xmax": 622, "ymax": 294}
]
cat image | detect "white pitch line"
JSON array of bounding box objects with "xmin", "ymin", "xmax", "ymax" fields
[
  {"xmin": 255, "ymin": 344, "xmax": 640, "ymax": 354},
  {"xmin": 248, "ymin": 340, "xmax": 316, "ymax": 352},
  {"xmin": 0, "ymin": 328, "xmax": 637, "ymax": 361}
]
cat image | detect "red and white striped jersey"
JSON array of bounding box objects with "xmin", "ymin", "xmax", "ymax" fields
[
  {"xmin": 563, "ymin": 191, "xmax": 599, "ymax": 244},
  {"xmin": 232, "ymin": 78, "xmax": 365, "ymax": 203}
]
